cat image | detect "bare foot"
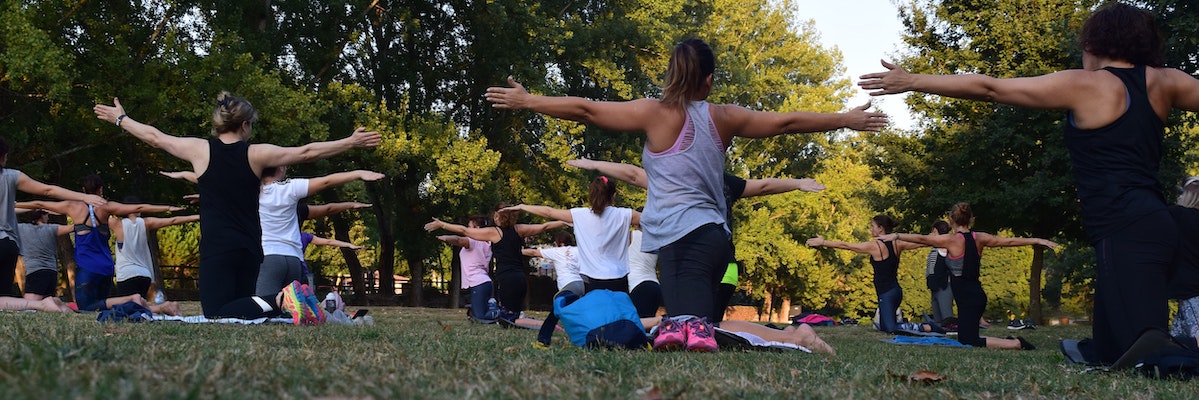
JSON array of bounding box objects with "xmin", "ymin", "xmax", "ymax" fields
[
  {"xmin": 151, "ymin": 301, "xmax": 182, "ymax": 316},
  {"xmin": 40, "ymin": 297, "xmax": 72, "ymax": 313},
  {"xmin": 785, "ymin": 324, "xmax": 836, "ymax": 356}
]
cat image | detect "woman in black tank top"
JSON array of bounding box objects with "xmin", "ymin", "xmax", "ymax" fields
[
  {"xmin": 861, "ymin": 3, "xmax": 1199, "ymax": 364},
  {"xmin": 883, "ymin": 203, "xmax": 1057, "ymax": 350},
  {"xmin": 425, "ymin": 204, "xmax": 569, "ymax": 324},
  {"xmin": 95, "ymin": 92, "xmax": 381, "ymax": 321},
  {"xmin": 807, "ymin": 215, "xmax": 931, "ymax": 333}
]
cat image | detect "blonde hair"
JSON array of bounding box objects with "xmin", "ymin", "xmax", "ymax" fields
[
  {"xmin": 659, "ymin": 39, "xmax": 715, "ymax": 110},
  {"xmin": 212, "ymin": 91, "xmax": 258, "ymax": 135},
  {"xmin": 1178, "ymin": 176, "xmax": 1199, "ymax": 209}
]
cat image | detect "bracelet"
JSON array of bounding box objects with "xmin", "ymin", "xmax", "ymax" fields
[{"xmin": 116, "ymin": 114, "xmax": 127, "ymax": 127}]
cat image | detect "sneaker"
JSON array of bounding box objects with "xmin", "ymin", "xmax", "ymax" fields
[
  {"xmin": 652, "ymin": 318, "xmax": 687, "ymax": 351},
  {"xmin": 1022, "ymin": 319, "xmax": 1037, "ymax": 330},
  {"xmin": 1007, "ymin": 319, "xmax": 1028, "ymax": 330},
  {"xmin": 300, "ymin": 284, "xmax": 326, "ymax": 325},
  {"xmin": 684, "ymin": 318, "xmax": 718, "ymax": 352},
  {"xmin": 278, "ymin": 281, "xmax": 311, "ymax": 325}
]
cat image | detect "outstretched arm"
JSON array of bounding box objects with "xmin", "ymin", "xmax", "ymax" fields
[
  {"xmin": 303, "ymin": 202, "xmax": 372, "ymax": 220},
  {"xmin": 806, "ymin": 235, "xmax": 880, "ymax": 256},
  {"xmin": 502, "ymin": 204, "xmax": 573, "ymax": 223},
  {"xmin": 435, "ymin": 235, "xmax": 471, "ymax": 248},
  {"xmin": 104, "ymin": 202, "xmax": 185, "ymax": 217},
  {"xmin": 515, "ymin": 220, "xmax": 570, "ymax": 237},
  {"xmin": 15, "ymin": 174, "xmax": 105, "ymax": 207},
  {"xmin": 858, "ymin": 60, "xmax": 1090, "ymax": 110},
  {"xmin": 14, "ymin": 200, "xmax": 74, "ymax": 216},
  {"xmin": 716, "ymin": 102, "xmax": 887, "ymax": 139},
  {"xmin": 566, "ymin": 158, "xmax": 648, "ymax": 189},
  {"xmin": 248, "ymin": 128, "xmax": 381, "ymax": 172},
  {"xmin": 306, "ymin": 170, "xmax": 384, "ymax": 196},
  {"xmin": 741, "ymin": 178, "xmax": 825, "ymax": 198},
  {"xmin": 94, "ymin": 98, "xmax": 208, "ymax": 167},
  {"xmin": 310, "ymin": 235, "xmax": 363, "ymax": 250},
  {"xmin": 521, "ymin": 248, "xmax": 543, "ymax": 257},
  {"xmin": 144, "ymin": 215, "xmax": 200, "ymax": 230},
  {"xmin": 54, "ymin": 224, "xmax": 73, "ymax": 236},
  {"xmin": 160, "ymin": 171, "xmax": 198, "ymax": 184},
  {"xmin": 485, "ymin": 77, "xmax": 659, "ymax": 133},
  {"xmin": 975, "ymin": 232, "xmax": 1058, "ymax": 250},
  {"xmin": 424, "ymin": 218, "xmax": 501, "ymax": 243}
]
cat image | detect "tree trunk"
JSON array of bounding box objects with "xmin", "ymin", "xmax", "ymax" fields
[
  {"xmin": 330, "ymin": 213, "xmax": 368, "ymax": 296},
  {"xmin": 58, "ymin": 235, "xmax": 76, "ymax": 301},
  {"xmin": 760, "ymin": 292, "xmax": 773, "ymax": 322},
  {"xmin": 1029, "ymin": 246, "xmax": 1044, "ymax": 324},
  {"xmin": 148, "ymin": 227, "xmax": 163, "ymax": 299},
  {"xmin": 449, "ymin": 246, "xmax": 461, "ymax": 309},
  {"xmin": 777, "ymin": 297, "xmax": 793, "ymax": 323}
]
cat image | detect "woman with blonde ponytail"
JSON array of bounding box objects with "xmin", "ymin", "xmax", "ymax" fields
[{"xmin": 94, "ymin": 92, "xmax": 381, "ymax": 322}]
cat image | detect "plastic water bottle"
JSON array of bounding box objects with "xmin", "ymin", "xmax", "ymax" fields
[
  {"xmin": 324, "ymin": 292, "xmax": 338, "ymax": 313},
  {"xmin": 154, "ymin": 290, "xmax": 165, "ymax": 304},
  {"xmin": 487, "ymin": 298, "xmax": 498, "ymax": 311}
]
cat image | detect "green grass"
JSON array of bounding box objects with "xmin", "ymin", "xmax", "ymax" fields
[{"xmin": 0, "ymin": 304, "xmax": 1194, "ymax": 399}]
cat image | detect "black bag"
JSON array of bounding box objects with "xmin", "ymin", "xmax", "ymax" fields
[{"xmin": 1136, "ymin": 347, "xmax": 1199, "ymax": 380}]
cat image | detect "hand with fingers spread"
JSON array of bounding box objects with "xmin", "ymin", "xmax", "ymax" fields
[
  {"xmin": 858, "ymin": 60, "xmax": 915, "ymax": 96},
  {"xmin": 844, "ymin": 101, "xmax": 889, "ymax": 131},
  {"xmin": 484, "ymin": 77, "xmax": 531, "ymax": 110}
]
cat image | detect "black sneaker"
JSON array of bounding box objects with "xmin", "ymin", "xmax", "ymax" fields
[
  {"xmin": 1007, "ymin": 336, "xmax": 1036, "ymax": 350},
  {"xmin": 1007, "ymin": 319, "xmax": 1028, "ymax": 330}
]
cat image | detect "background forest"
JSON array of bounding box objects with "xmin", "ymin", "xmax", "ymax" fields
[{"xmin": 2, "ymin": 0, "xmax": 1197, "ymax": 323}]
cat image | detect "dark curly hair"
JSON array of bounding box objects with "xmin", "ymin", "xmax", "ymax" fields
[{"xmin": 1079, "ymin": 3, "xmax": 1163, "ymax": 67}]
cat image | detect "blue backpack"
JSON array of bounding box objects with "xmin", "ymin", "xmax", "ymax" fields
[{"xmin": 553, "ymin": 289, "xmax": 648, "ymax": 350}]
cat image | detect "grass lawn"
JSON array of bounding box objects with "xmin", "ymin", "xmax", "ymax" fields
[{"xmin": 0, "ymin": 303, "xmax": 1192, "ymax": 399}]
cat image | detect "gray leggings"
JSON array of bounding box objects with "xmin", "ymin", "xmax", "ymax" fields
[{"xmin": 255, "ymin": 255, "xmax": 303, "ymax": 297}]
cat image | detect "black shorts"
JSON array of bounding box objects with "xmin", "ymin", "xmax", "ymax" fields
[
  {"xmin": 112, "ymin": 276, "xmax": 152, "ymax": 298},
  {"xmin": 24, "ymin": 269, "xmax": 58, "ymax": 297}
]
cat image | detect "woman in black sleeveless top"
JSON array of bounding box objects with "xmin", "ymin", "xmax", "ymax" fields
[
  {"xmin": 425, "ymin": 204, "xmax": 568, "ymax": 322},
  {"xmin": 95, "ymin": 93, "xmax": 380, "ymax": 319},
  {"xmin": 884, "ymin": 203, "xmax": 1057, "ymax": 349},
  {"xmin": 861, "ymin": 3, "xmax": 1199, "ymax": 365},
  {"xmin": 808, "ymin": 215, "xmax": 929, "ymax": 333}
]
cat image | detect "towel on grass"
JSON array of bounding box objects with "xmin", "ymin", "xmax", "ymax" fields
[
  {"xmin": 882, "ymin": 336, "xmax": 971, "ymax": 348},
  {"xmin": 152, "ymin": 315, "xmax": 294, "ymax": 324},
  {"xmin": 715, "ymin": 328, "xmax": 812, "ymax": 353}
]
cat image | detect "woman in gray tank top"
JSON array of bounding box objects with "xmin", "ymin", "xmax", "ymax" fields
[{"xmin": 486, "ymin": 38, "xmax": 886, "ymax": 351}]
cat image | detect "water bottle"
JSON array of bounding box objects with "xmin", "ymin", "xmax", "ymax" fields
[
  {"xmin": 487, "ymin": 298, "xmax": 498, "ymax": 313},
  {"xmin": 324, "ymin": 292, "xmax": 338, "ymax": 313},
  {"xmin": 154, "ymin": 290, "xmax": 165, "ymax": 304}
]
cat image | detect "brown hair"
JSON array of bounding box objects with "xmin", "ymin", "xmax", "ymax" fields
[
  {"xmin": 212, "ymin": 91, "xmax": 259, "ymax": 135},
  {"xmin": 553, "ymin": 231, "xmax": 575, "ymax": 246},
  {"xmin": 467, "ymin": 214, "xmax": 489, "ymax": 228},
  {"xmin": 492, "ymin": 203, "xmax": 518, "ymax": 228},
  {"xmin": 588, "ymin": 176, "xmax": 617, "ymax": 215},
  {"xmin": 1079, "ymin": 3, "xmax": 1163, "ymax": 67},
  {"xmin": 871, "ymin": 214, "xmax": 898, "ymax": 234},
  {"xmin": 932, "ymin": 220, "xmax": 951, "ymax": 235},
  {"xmin": 660, "ymin": 38, "xmax": 715, "ymax": 110},
  {"xmin": 949, "ymin": 202, "xmax": 974, "ymax": 228},
  {"xmin": 82, "ymin": 174, "xmax": 104, "ymax": 195}
]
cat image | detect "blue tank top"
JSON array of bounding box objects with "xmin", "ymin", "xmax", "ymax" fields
[
  {"xmin": 869, "ymin": 240, "xmax": 900, "ymax": 295},
  {"xmin": 74, "ymin": 205, "xmax": 115, "ymax": 275},
  {"xmin": 1063, "ymin": 65, "xmax": 1166, "ymax": 243}
]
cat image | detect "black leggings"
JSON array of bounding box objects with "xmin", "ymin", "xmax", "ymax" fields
[
  {"xmin": 658, "ymin": 223, "xmax": 730, "ymax": 320},
  {"xmin": 1091, "ymin": 210, "xmax": 1176, "ymax": 363},
  {"xmin": 494, "ymin": 270, "xmax": 527, "ymax": 314},
  {"xmin": 200, "ymin": 248, "xmax": 275, "ymax": 318},
  {"xmin": 0, "ymin": 238, "xmax": 17, "ymax": 296},
  {"xmin": 951, "ymin": 276, "xmax": 987, "ymax": 347},
  {"xmin": 630, "ymin": 281, "xmax": 662, "ymax": 318}
]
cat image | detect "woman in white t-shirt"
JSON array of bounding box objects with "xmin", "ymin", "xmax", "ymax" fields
[
  {"xmin": 504, "ymin": 176, "xmax": 641, "ymax": 293},
  {"xmin": 521, "ymin": 231, "xmax": 582, "ymax": 296},
  {"xmin": 254, "ymin": 166, "xmax": 383, "ymax": 297},
  {"xmin": 436, "ymin": 215, "xmax": 495, "ymax": 323}
]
